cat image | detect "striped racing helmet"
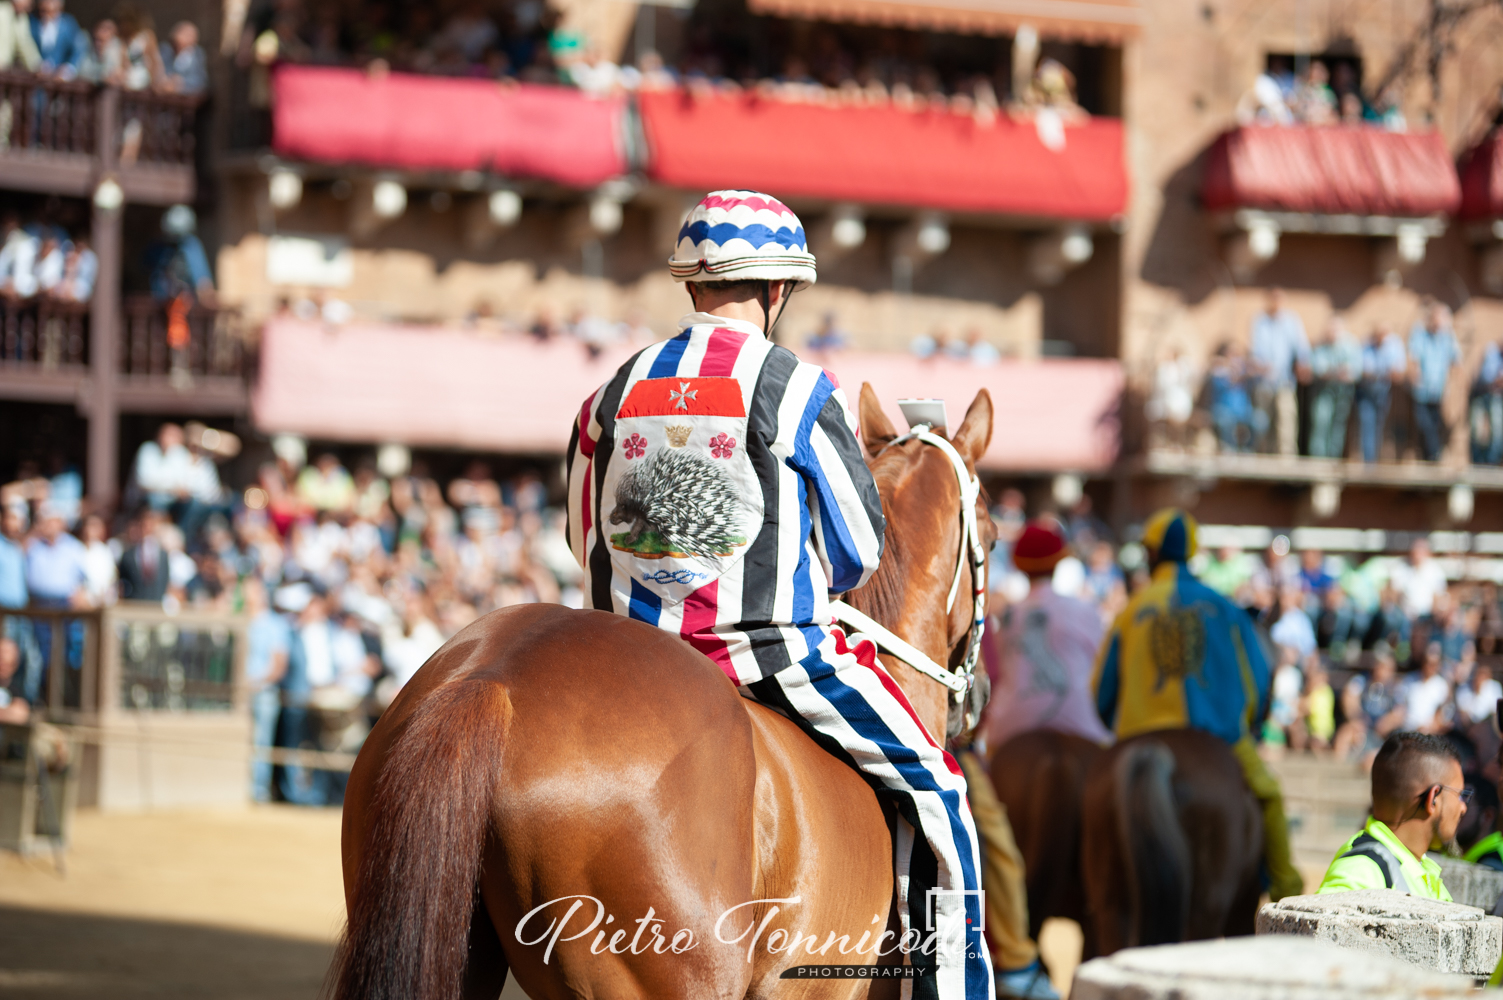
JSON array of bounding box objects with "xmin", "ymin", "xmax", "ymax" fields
[{"xmin": 668, "ymin": 190, "xmax": 817, "ymax": 289}]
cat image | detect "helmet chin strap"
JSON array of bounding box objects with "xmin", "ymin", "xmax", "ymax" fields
[{"xmin": 764, "ymin": 280, "xmax": 794, "ymax": 340}]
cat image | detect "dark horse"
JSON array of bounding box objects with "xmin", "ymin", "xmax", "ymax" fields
[
  {"xmin": 988, "ymin": 730, "xmax": 1101, "ymax": 955},
  {"xmin": 1079, "ymin": 730, "xmax": 1263, "ymax": 954},
  {"xmin": 329, "ymin": 386, "xmax": 996, "ymax": 1000}
]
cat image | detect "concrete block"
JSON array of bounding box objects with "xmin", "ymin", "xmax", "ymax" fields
[
  {"xmin": 1070, "ymin": 936, "xmax": 1473, "ymax": 999},
  {"xmin": 1255, "ymin": 889, "xmax": 1501, "ymax": 977},
  {"xmin": 1433, "ymin": 854, "xmax": 1503, "ymax": 912}
]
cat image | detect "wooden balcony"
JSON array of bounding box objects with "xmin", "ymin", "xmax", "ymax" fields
[
  {"xmin": 0, "ymin": 296, "xmax": 251, "ymax": 414},
  {"xmin": 0, "ymin": 71, "xmax": 200, "ymax": 205}
]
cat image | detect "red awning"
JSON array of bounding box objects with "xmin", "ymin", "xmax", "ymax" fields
[
  {"xmin": 271, "ymin": 66, "xmax": 627, "ymax": 187},
  {"xmin": 1201, "ymin": 125, "xmax": 1461, "ymax": 217},
  {"xmin": 638, "ymin": 90, "xmax": 1128, "ymax": 221},
  {"xmin": 1460, "ymin": 130, "xmax": 1503, "ymax": 221},
  {"xmin": 253, "ymin": 320, "xmax": 1122, "ymax": 473}
]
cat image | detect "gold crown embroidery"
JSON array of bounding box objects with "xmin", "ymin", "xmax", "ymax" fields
[{"xmin": 664, "ymin": 425, "xmax": 691, "ymax": 448}]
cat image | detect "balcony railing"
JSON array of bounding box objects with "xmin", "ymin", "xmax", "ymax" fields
[
  {"xmin": 0, "ymin": 72, "xmax": 201, "ymax": 202},
  {"xmin": 0, "ymin": 299, "xmax": 90, "ymax": 370},
  {"xmin": 121, "ymin": 295, "xmax": 245, "ymax": 380},
  {"xmin": 118, "ymin": 89, "xmax": 200, "ymax": 167},
  {"xmin": 0, "ymin": 71, "xmax": 94, "ymax": 156}
]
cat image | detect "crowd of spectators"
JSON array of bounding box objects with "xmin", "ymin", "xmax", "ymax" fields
[
  {"xmin": 0, "ymin": 210, "xmax": 94, "ymax": 305},
  {"xmin": 985, "ymin": 490, "xmax": 1502, "ymax": 772},
  {"xmin": 0, "ymin": 0, "xmax": 206, "ymax": 94},
  {"xmin": 1146, "ymin": 290, "xmax": 1498, "ymax": 465},
  {"xmin": 1238, "ymin": 55, "xmax": 1406, "ymax": 130},
  {"xmin": 0, "ymin": 421, "xmax": 582, "ymax": 805},
  {"xmin": 236, "ymin": 0, "xmax": 1092, "ymax": 122}
]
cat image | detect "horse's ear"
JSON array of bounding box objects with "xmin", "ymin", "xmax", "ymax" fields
[
  {"xmin": 951, "ymin": 390, "xmax": 993, "ymax": 469},
  {"xmin": 858, "ymin": 382, "xmax": 898, "ymax": 459}
]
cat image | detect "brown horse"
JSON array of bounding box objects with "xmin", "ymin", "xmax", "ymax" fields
[
  {"xmin": 988, "ymin": 730, "xmax": 1100, "ymax": 954},
  {"xmin": 1079, "ymin": 729, "xmax": 1263, "ymax": 955},
  {"xmin": 329, "ymin": 385, "xmax": 996, "ymax": 1000}
]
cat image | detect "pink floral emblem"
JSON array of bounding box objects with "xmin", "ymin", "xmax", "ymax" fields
[
  {"xmin": 709, "ymin": 433, "xmax": 737, "ymax": 459},
  {"xmin": 622, "ymin": 433, "xmax": 648, "ymax": 459}
]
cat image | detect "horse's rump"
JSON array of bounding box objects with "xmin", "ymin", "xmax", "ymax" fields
[
  {"xmin": 989, "ymin": 729, "xmax": 1100, "ymax": 941},
  {"xmin": 1081, "ymin": 730, "xmax": 1262, "ymax": 956},
  {"xmin": 339, "ymin": 604, "xmax": 895, "ymax": 1000}
]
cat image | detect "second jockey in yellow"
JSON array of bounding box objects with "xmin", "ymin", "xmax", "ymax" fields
[{"xmin": 1092, "ymin": 508, "xmax": 1304, "ymax": 901}]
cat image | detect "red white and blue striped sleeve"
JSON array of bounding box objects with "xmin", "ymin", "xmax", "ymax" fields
[
  {"xmin": 565, "ymin": 385, "xmax": 603, "ymax": 575},
  {"xmin": 787, "ymin": 370, "xmax": 886, "ymax": 594}
]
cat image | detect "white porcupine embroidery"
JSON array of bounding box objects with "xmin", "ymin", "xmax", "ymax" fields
[{"xmin": 608, "ymin": 448, "xmax": 747, "ymax": 559}]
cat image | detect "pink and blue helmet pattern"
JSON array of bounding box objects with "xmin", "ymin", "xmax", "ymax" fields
[{"xmin": 668, "ymin": 190, "xmax": 818, "ymax": 287}]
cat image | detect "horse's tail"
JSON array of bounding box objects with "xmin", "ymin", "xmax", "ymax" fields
[
  {"xmin": 327, "ymin": 677, "xmax": 510, "ymax": 1000},
  {"xmin": 1114, "ymin": 738, "xmax": 1191, "ymax": 947}
]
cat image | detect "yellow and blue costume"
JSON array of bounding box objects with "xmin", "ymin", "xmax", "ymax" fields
[{"xmin": 1093, "ymin": 509, "xmax": 1304, "ymax": 900}]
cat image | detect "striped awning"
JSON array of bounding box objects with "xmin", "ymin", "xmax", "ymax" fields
[{"xmin": 745, "ymin": 0, "xmax": 1141, "ymax": 43}]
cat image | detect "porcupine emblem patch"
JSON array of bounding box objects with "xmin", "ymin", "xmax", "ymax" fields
[{"xmin": 608, "ymin": 448, "xmax": 748, "ymax": 559}]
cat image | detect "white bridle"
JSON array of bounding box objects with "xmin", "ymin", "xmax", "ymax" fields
[{"xmin": 829, "ymin": 424, "xmax": 988, "ymax": 706}]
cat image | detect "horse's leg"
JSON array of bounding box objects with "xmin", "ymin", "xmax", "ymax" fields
[{"xmin": 1079, "ymin": 755, "xmax": 1129, "ymax": 957}]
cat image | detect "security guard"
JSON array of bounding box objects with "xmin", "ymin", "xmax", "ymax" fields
[
  {"xmin": 1318, "ymin": 732, "xmax": 1464, "ymax": 900},
  {"xmin": 1093, "ymin": 508, "xmax": 1303, "ymax": 900}
]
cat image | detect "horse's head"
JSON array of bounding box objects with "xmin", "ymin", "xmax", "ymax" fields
[{"xmin": 844, "ymin": 383, "xmax": 996, "ymax": 743}]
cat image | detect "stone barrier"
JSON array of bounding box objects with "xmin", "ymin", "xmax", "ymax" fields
[
  {"xmin": 1070, "ymin": 936, "xmax": 1474, "ymax": 999},
  {"xmin": 1255, "ymin": 889, "xmax": 1501, "ymax": 977},
  {"xmin": 1432, "ymin": 854, "xmax": 1503, "ymax": 912}
]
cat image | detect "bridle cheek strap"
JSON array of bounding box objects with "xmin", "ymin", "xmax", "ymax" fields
[{"xmin": 829, "ymin": 424, "xmax": 987, "ymax": 706}]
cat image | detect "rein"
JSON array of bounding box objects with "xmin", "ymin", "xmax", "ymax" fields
[{"xmin": 829, "ymin": 423, "xmax": 987, "ymax": 709}]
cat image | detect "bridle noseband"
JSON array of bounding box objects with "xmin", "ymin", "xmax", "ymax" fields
[{"xmin": 829, "ymin": 423, "xmax": 988, "ymax": 714}]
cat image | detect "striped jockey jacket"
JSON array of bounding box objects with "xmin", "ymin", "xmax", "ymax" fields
[{"xmin": 566, "ymin": 312, "xmax": 886, "ymax": 685}]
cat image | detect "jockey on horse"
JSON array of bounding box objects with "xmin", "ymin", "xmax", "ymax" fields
[
  {"xmin": 566, "ymin": 190, "xmax": 995, "ymax": 999},
  {"xmin": 1092, "ymin": 508, "xmax": 1304, "ymax": 902}
]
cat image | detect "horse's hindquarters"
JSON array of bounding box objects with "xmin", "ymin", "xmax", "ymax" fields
[
  {"xmin": 1080, "ymin": 730, "xmax": 1263, "ymax": 956},
  {"xmin": 343, "ymin": 604, "xmax": 900, "ymax": 1000},
  {"xmin": 740, "ymin": 701, "xmax": 896, "ymax": 998}
]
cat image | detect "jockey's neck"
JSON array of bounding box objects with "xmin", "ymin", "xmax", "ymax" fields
[{"xmin": 688, "ymin": 280, "xmax": 788, "ymax": 330}]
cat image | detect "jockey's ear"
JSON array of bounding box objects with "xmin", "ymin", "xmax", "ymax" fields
[
  {"xmin": 951, "ymin": 390, "xmax": 993, "ymax": 470},
  {"xmin": 858, "ymin": 382, "xmax": 898, "ymax": 459}
]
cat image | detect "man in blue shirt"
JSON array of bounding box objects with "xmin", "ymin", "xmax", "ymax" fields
[
  {"xmin": 0, "ymin": 507, "xmax": 39, "ymax": 703},
  {"xmin": 1356, "ymin": 323, "xmax": 1407, "ymax": 463},
  {"xmin": 242, "ymin": 578, "xmax": 289, "ymax": 802},
  {"xmin": 24, "ymin": 503, "xmax": 88, "ymax": 693},
  {"xmin": 1472, "ymin": 337, "xmax": 1503, "ymax": 465},
  {"xmin": 1249, "ymin": 288, "xmax": 1310, "ymax": 456},
  {"xmin": 30, "ymin": 0, "xmax": 87, "ymax": 78},
  {"xmin": 1409, "ymin": 302, "xmax": 1459, "ymax": 462}
]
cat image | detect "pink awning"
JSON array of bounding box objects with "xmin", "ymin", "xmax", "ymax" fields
[
  {"xmin": 253, "ymin": 320, "xmax": 1122, "ymax": 473},
  {"xmin": 639, "ymin": 90, "xmax": 1128, "ymax": 221},
  {"xmin": 1460, "ymin": 130, "xmax": 1503, "ymax": 221},
  {"xmin": 271, "ymin": 66, "xmax": 627, "ymax": 186},
  {"xmin": 1201, "ymin": 125, "xmax": 1461, "ymax": 217}
]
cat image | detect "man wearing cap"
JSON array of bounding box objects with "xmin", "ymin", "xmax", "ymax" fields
[
  {"xmin": 1092, "ymin": 508, "xmax": 1302, "ymax": 901},
  {"xmin": 568, "ymin": 190, "xmax": 993, "ymax": 998},
  {"xmin": 984, "ymin": 518, "xmax": 1113, "ymax": 753}
]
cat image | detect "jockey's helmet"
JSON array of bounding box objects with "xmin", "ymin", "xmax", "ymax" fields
[
  {"xmin": 1142, "ymin": 507, "xmax": 1199, "ymax": 563},
  {"xmin": 1012, "ymin": 517, "xmax": 1069, "ymax": 575},
  {"xmin": 669, "ymin": 190, "xmax": 817, "ymax": 290}
]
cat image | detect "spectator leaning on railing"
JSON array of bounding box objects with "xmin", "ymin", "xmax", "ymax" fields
[
  {"xmin": 1249, "ymin": 287, "xmax": 1311, "ymax": 457},
  {"xmin": 1408, "ymin": 302, "xmax": 1459, "ymax": 462},
  {"xmin": 30, "ymin": 0, "xmax": 88, "ymax": 79},
  {"xmin": 1472, "ymin": 335, "xmax": 1503, "ymax": 465},
  {"xmin": 1357, "ymin": 323, "xmax": 1408, "ymax": 463},
  {"xmin": 1308, "ymin": 316, "xmax": 1362, "ymax": 459}
]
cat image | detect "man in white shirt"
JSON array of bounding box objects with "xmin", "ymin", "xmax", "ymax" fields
[
  {"xmin": 1402, "ymin": 642, "xmax": 1453, "ymax": 734},
  {"xmin": 1456, "ymin": 661, "xmax": 1502, "ymax": 726},
  {"xmin": 1390, "ymin": 538, "xmax": 1450, "ymax": 621}
]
